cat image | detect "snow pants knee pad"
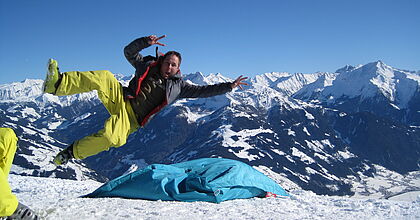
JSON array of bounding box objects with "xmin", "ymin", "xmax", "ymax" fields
[
  {"xmin": 0, "ymin": 127, "xmax": 17, "ymax": 177},
  {"xmin": 71, "ymin": 113, "xmax": 135, "ymax": 160}
]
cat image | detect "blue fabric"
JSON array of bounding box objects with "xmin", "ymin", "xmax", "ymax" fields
[{"xmin": 85, "ymin": 158, "xmax": 288, "ymax": 203}]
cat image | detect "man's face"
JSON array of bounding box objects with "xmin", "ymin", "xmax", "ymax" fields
[{"xmin": 160, "ymin": 55, "xmax": 180, "ymax": 79}]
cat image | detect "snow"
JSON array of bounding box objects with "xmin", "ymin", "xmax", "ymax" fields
[
  {"xmin": 217, "ymin": 125, "xmax": 274, "ymax": 161},
  {"xmin": 179, "ymin": 106, "xmax": 213, "ymax": 124},
  {"xmin": 350, "ymin": 165, "xmax": 420, "ymax": 200},
  {"xmin": 254, "ymin": 165, "xmax": 301, "ymax": 191},
  {"xmin": 20, "ymin": 126, "xmax": 37, "ymax": 135},
  {"xmin": 48, "ymin": 121, "xmax": 63, "ymax": 130},
  {"xmin": 8, "ymin": 174, "xmax": 419, "ymax": 220},
  {"xmin": 21, "ymin": 107, "xmax": 41, "ymax": 120},
  {"xmin": 389, "ymin": 191, "xmax": 420, "ymax": 202},
  {"xmin": 287, "ymin": 128, "xmax": 296, "ymax": 136},
  {"xmin": 276, "ymin": 72, "xmax": 324, "ymax": 96},
  {"xmin": 232, "ymin": 111, "xmax": 253, "ymax": 119},
  {"xmin": 314, "ymin": 152, "xmax": 328, "ymax": 161},
  {"xmin": 0, "ymin": 79, "xmax": 43, "ymax": 102},
  {"xmin": 305, "ymin": 111, "xmax": 315, "ymax": 120},
  {"xmin": 58, "ymin": 112, "xmax": 94, "ymax": 129},
  {"xmin": 119, "ymin": 154, "xmax": 148, "ymax": 173},
  {"xmin": 305, "ymin": 140, "xmax": 325, "ymax": 152},
  {"xmin": 184, "ymin": 72, "xmax": 231, "ymax": 86},
  {"xmin": 291, "ymin": 147, "xmax": 315, "ymax": 164},
  {"xmin": 303, "ymin": 127, "xmax": 311, "ymax": 136},
  {"xmin": 271, "ymin": 148, "xmax": 286, "ymax": 156},
  {"xmin": 337, "ymin": 150, "xmax": 355, "ymax": 160}
]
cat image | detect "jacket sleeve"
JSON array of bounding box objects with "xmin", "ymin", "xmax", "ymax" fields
[
  {"xmin": 178, "ymin": 80, "xmax": 233, "ymax": 99},
  {"xmin": 124, "ymin": 37, "xmax": 151, "ymax": 68}
]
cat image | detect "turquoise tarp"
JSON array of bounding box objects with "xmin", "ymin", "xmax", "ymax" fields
[{"xmin": 85, "ymin": 158, "xmax": 288, "ymax": 203}]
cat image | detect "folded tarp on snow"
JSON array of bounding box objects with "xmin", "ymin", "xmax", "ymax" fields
[{"xmin": 85, "ymin": 158, "xmax": 288, "ymax": 203}]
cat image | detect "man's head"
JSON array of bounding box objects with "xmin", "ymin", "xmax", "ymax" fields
[{"xmin": 160, "ymin": 51, "xmax": 182, "ymax": 79}]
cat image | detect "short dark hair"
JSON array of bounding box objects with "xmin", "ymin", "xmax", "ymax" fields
[{"xmin": 162, "ymin": 51, "xmax": 182, "ymax": 66}]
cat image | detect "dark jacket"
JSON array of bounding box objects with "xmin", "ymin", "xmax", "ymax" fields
[{"xmin": 123, "ymin": 37, "xmax": 233, "ymax": 127}]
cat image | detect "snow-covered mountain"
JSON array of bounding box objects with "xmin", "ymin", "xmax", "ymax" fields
[
  {"xmin": 1, "ymin": 61, "xmax": 419, "ymax": 198},
  {"xmin": 294, "ymin": 61, "xmax": 420, "ymax": 125}
]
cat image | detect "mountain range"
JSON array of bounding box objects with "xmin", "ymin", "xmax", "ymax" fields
[{"xmin": 1, "ymin": 60, "xmax": 419, "ymax": 197}]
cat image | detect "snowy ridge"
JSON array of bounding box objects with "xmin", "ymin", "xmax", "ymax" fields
[
  {"xmin": 294, "ymin": 72, "xmax": 337, "ymax": 100},
  {"xmin": 183, "ymin": 71, "xmax": 231, "ymax": 85},
  {"xmin": 274, "ymin": 72, "xmax": 323, "ymax": 96},
  {"xmin": 0, "ymin": 79, "xmax": 44, "ymax": 101},
  {"xmin": 252, "ymin": 72, "xmax": 292, "ymax": 89},
  {"xmin": 300, "ymin": 61, "xmax": 420, "ymax": 108},
  {"xmin": 237, "ymin": 74, "xmax": 302, "ymax": 110}
]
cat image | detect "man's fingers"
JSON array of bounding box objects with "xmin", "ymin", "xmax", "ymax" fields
[
  {"xmin": 148, "ymin": 35, "xmax": 166, "ymax": 45},
  {"xmin": 232, "ymin": 75, "xmax": 249, "ymax": 90},
  {"xmin": 236, "ymin": 76, "xmax": 248, "ymax": 81},
  {"xmin": 156, "ymin": 35, "xmax": 166, "ymax": 40},
  {"xmin": 236, "ymin": 78, "xmax": 248, "ymax": 84}
]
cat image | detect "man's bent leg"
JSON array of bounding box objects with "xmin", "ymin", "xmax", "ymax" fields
[
  {"xmin": 55, "ymin": 70, "xmax": 139, "ymax": 160},
  {"xmin": 0, "ymin": 128, "xmax": 18, "ymax": 216},
  {"xmin": 72, "ymin": 101, "xmax": 138, "ymax": 159}
]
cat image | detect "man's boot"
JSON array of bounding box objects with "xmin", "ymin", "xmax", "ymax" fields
[
  {"xmin": 42, "ymin": 58, "xmax": 61, "ymax": 94},
  {"xmin": 53, "ymin": 145, "xmax": 74, "ymax": 166},
  {"xmin": 6, "ymin": 202, "xmax": 38, "ymax": 220}
]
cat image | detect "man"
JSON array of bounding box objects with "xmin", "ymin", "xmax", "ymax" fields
[
  {"xmin": 44, "ymin": 35, "xmax": 248, "ymax": 165},
  {"xmin": 0, "ymin": 128, "xmax": 39, "ymax": 220}
]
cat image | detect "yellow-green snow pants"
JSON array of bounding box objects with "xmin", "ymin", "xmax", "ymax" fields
[
  {"xmin": 55, "ymin": 70, "xmax": 139, "ymax": 159},
  {"xmin": 0, "ymin": 128, "xmax": 18, "ymax": 217}
]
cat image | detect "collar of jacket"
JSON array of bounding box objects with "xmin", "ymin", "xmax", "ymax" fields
[{"xmin": 168, "ymin": 71, "xmax": 182, "ymax": 80}]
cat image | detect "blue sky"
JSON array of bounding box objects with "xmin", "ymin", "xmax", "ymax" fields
[{"xmin": 1, "ymin": 0, "xmax": 419, "ymax": 84}]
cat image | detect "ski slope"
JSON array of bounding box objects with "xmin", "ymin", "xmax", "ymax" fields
[{"xmin": 9, "ymin": 174, "xmax": 419, "ymax": 220}]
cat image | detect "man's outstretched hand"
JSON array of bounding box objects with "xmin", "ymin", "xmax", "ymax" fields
[
  {"xmin": 147, "ymin": 35, "xmax": 166, "ymax": 46},
  {"xmin": 231, "ymin": 75, "xmax": 249, "ymax": 90}
]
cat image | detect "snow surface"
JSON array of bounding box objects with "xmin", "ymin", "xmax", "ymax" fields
[{"xmin": 8, "ymin": 174, "xmax": 419, "ymax": 220}]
